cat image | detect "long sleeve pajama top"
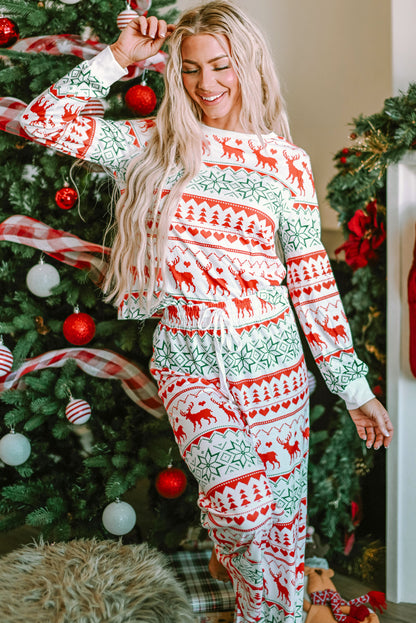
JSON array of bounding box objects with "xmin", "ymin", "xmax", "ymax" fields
[{"xmin": 19, "ymin": 46, "xmax": 374, "ymax": 412}]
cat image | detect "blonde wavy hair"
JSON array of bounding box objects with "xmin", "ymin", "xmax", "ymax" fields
[{"xmin": 104, "ymin": 0, "xmax": 291, "ymax": 312}]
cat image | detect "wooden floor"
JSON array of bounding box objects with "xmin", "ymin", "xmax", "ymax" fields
[{"xmin": 0, "ymin": 525, "xmax": 415, "ymax": 622}]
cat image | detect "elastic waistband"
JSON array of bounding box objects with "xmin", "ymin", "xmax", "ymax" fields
[{"xmin": 161, "ymin": 291, "xmax": 289, "ymax": 332}]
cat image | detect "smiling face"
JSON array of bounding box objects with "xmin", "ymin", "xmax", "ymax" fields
[{"xmin": 181, "ymin": 33, "xmax": 242, "ymax": 132}]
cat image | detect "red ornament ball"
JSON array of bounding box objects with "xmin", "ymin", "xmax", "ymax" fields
[
  {"xmin": 63, "ymin": 311, "xmax": 96, "ymax": 345},
  {"xmin": 0, "ymin": 18, "xmax": 19, "ymax": 48},
  {"xmin": 0, "ymin": 343, "xmax": 13, "ymax": 377},
  {"xmin": 125, "ymin": 84, "xmax": 157, "ymax": 116},
  {"xmin": 55, "ymin": 185, "xmax": 78, "ymax": 210},
  {"xmin": 155, "ymin": 466, "xmax": 187, "ymax": 499},
  {"xmin": 340, "ymin": 156, "xmax": 348, "ymax": 165}
]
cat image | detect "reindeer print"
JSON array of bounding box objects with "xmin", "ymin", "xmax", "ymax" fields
[
  {"xmin": 302, "ymin": 160, "xmax": 315, "ymax": 192},
  {"xmin": 276, "ymin": 432, "xmax": 301, "ymax": 461},
  {"xmin": 228, "ymin": 266, "xmax": 260, "ymax": 295},
  {"xmin": 304, "ymin": 321, "xmax": 327, "ymax": 350},
  {"xmin": 21, "ymin": 95, "xmax": 54, "ymax": 129},
  {"xmin": 184, "ymin": 305, "xmax": 200, "ymax": 323},
  {"xmin": 269, "ymin": 568, "xmax": 292, "ymax": 605},
  {"xmin": 196, "ymin": 258, "xmax": 230, "ymax": 295},
  {"xmin": 172, "ymin": 417, "xmax": 186, "ymax": 444},
  {"xmin": 167, "ymin": 256, "xmax": 197, "ymax": 293},
  {"xmin": 179, "ymin": 401, "xmax": 216, "ymax": 430},
  {"xmin": 248, "ymin": 140, "xmax": 279, "ymax": 171},
  {"xmin": 316, "ymin": 314, "xmax": 349, "ymax": 344},
  {"xmin": 283, "ymin": 150, "xmax": 305, "ymax": 194},
  {"xmin": 211, "ymin": 397, "xmax": 241, "ymax": 423},
  {"xmin": 232, "ymin": 297, "xmax": 253, "ymax": 317},
  {"xmin": 255, "ymin": 439, "xmax": 280, "ymax": 469},
  {"xmin": 214, "ymin": 135, "xmax": 246, "ymax": 162}
]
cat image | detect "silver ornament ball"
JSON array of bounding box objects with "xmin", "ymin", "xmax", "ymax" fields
[
  {"xmin": 26, "ymin": 262, "xmax": 60, "ymax": 297},
  {"xmin": 0, "ymin": 432, "xmax": 31, "ymax": 466},
  {"xmin": 102, "ymin": 500, "xmax": 136, "ymax": 535}
]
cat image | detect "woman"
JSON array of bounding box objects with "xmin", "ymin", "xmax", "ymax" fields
[{"xmin": 20, "ymin": 2, "xmax": 393, "ymax": 622}]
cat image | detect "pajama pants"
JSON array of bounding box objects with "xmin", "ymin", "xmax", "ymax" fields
[{"xmin": 150, "ymin": 294, "xmax": 309, "ymax": 623}]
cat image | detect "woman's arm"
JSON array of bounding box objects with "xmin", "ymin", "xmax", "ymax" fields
[
  {"xmin": 278, "ymin": 148, "xmax": 393, "ymax": 446},
  {"xmin": 19, "ymin": 17, "xmax": 175, "ymax": 181}
]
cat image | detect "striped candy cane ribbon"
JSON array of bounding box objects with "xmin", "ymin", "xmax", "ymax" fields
[
  {"xmin": 0, "ymin": 215, "xmax": 110, "ymax": 285},
  {"xmin": 0, "ymin": 348, "xmax": 165, "ymax": 418},
  {"xmin": 0, "ymin": 97, "xmax": 29, "ymax": 139}
]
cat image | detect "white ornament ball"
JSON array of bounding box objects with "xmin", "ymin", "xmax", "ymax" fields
[
  {"xmin": 0, "ymin": 343, "xmax": 13, "ymax": 377},
  {"xmin": 102, "ymin": 500, "xmax": 136, "ymax": 535},
  {"xmin": 307, "ymin": 370, "xmax": 317, "ymax": 395},
  {"xmin": 26, "ymin": 262, "xmax": 60, "ymax": 297},
  {"xmin": 116, "ymin": 8, "xmax": 138, "ymax": 29},
  {"xmin": 58, "ymin": 0, "xmax": 83, "ymax": 4},
  {"xmin": 0, "ymin": 432, "xmax": 31, "ymax": 466},
  {"xmin": 65, "ymin": 398, "xmax": 92, "ymax": 425}
]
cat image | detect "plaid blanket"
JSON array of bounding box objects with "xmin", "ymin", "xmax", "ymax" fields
[{"xmin": 167, "ymin": 550, "xmax": 235, "ymax": 615}]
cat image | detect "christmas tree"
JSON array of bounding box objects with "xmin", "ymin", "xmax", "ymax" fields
[{"xmin": 0, "ymin": 0, "xmax": 201, "ymax": 550}]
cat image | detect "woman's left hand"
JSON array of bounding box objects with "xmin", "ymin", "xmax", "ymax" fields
[{"xmin": 348, "ymin": 397, "xmax": 394, "ymax": 449}]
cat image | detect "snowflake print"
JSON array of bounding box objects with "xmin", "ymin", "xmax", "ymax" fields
[
  {"xmin": 194, "ymin": 447, "xmax": 225, "ymax": 483},
  {"xmin": 220, "ymin": 438, "xmax": 259, "ymax": 470}
]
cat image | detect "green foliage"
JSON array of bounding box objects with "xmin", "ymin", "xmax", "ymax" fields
[
  {"xmin": 0, "ymin": 0, "xmax": 198, "ymax": 551},
  {"xmin": 308, "ymin": 84, "xmax": 416, "ymax": 558},
  {"xmin": 308, "ymin": 399, "xmax": 371, "ymax": 548}
]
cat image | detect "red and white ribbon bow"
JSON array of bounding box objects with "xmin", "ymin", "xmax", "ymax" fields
[
  {"xmin": 9, "ymin": 34, "xmax": 167, "ymax": 78},
  {"xmin": 0, "ymin": 97, "xmax": 29, "ymax": 139},
  {"xmin": 0, "ymin": 347, "xmax": 165, "ymax": 418},
  {"xmin": 0, "ymin": 215, "xmax": 110, "ymax": 285}
]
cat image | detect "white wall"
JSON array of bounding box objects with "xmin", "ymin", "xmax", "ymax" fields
[
  {"xmin": 386, "ymin": 0, "xmax": 416, "ymax": 604},
  {"xmin": 175, "ymin": 0, "xmax": 392, "ymax": 254}
]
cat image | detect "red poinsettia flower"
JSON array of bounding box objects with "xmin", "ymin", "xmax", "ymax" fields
[{"xmin": 335, "ymin": 200, "xmax": 386, "ymax": 271}]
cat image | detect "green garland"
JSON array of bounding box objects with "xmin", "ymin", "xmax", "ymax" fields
[
  {"xmin": 308, "ymin": 83, "xmax": 416, "ymax": 562},
  {"xmin": 327, "ymin": 82, "xmax": 416, "ymax": 393}
]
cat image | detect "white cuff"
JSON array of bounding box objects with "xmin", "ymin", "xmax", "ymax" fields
[
  {"xmin": 86, "ymin": 46, "xmax": 128, "ymax": 88},
  {"xmin": 338, "ymin": 377, "xmax": 375, "ymax": 410}
]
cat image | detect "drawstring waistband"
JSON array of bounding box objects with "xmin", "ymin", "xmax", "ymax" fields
[
  {"xmin": 198, "ymin": 306, "xmax": 245, "ymax": 402},
  {"xmin": 161, "ymin": 294, "xmax": 289, "ymax": 402}
]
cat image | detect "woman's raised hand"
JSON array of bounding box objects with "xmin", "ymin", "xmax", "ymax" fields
[{"xmin": 110, "ymin": 16, "xmax": 176, "ymax": 68}]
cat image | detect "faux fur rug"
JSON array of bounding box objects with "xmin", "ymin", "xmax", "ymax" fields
[{"xmin": 0, "ymin": 538, "xmax": 195, "ymax": 623}]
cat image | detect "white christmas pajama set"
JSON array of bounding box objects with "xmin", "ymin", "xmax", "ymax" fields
[{"xmin": 20, "ymin": 47, "xmax": 374, "ymax": 623}]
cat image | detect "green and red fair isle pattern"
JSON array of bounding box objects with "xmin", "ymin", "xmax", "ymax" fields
[{"xmin": 20, "ymin": 48, "xmax": 369, "ymax": 623}]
